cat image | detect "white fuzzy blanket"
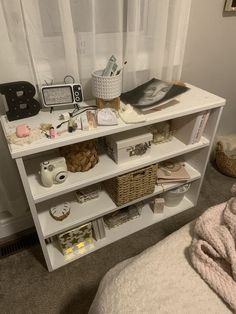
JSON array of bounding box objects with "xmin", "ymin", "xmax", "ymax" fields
[
  {"xmin": 190, "ymin": 199, "xmax": 236, "ymax": 313},
  {"xmin": 89, "ymin": 221, "xmax": 231, "ymax": 314}
]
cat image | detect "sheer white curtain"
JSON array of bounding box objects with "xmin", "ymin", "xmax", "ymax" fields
[
  {"xmin": 0, "ymin": 0, "xmax": 191, "ymax": 222},
  {"xmin": 18, "ymin": 0, "xmax": 191, "ymax": 93}
]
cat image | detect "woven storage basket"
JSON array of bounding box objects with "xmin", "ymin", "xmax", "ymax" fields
[
  {"xmin": 59, "ymin": 141, "xmax": 99, "ymax": 172},
  {"xmin": 91, "ymin": 70, "xmax": 122, "ymax": 100},
  {"xmin": 103, "ymin": 164, "xmax": 157, "ymax": 206},
  {"xmin": 215, "ymin": 142, "xmax": 236, "ymax": 177}
]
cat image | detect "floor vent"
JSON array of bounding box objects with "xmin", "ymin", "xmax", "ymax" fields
[{"xmin": 0, "ymin": 232, "xmax": 39, "ymax": 258}]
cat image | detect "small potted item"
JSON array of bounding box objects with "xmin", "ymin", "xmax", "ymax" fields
[
  {"xmin": 91, "ymin": 55, "xmax": 122, "ymax": 111},
  {"xmin": 68, "ymin": 115, "xmax": 77, "ymax": 133}
]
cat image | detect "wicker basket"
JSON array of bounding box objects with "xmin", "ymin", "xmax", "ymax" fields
[
  {"xmin": 215, "ymin": 142, "xmax": 236, "ymax": 177},
  {"xmin": 59, "ymin": 141, "xmax": 99, "ymax": 172},
  {"xmin": 103, "ymin": 164, "xmax": 157, "ymax": 206}
]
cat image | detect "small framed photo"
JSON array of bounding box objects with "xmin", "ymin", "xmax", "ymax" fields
[{"xmin": 224, "ymin": 0, "xmax": 236, "ymax": 12}]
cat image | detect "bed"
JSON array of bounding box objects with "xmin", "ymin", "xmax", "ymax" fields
[{"xmin": 89, "ymin": 221, "xmax": 232, "ymax": 314}]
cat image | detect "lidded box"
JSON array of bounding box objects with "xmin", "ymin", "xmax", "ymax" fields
[
  {"xmin": 57, "ymin": 222, "xmax": 93, "ymax": 255},
  {"xmin": 106, "ymin": 128, "xmax": 152, "ymax": 164}
]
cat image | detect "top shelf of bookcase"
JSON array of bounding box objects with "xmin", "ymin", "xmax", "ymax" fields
[{"xmin": 0, "ymin": 84, "xmax": 225, "ymax": 159}]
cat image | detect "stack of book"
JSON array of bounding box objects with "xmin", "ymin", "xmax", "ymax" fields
[
  {"xmin": 172, "ymin": 111, "xmax": 210, "ymax": 145},
  {"xmin": 156, "ymin": 159, "xmax": 190, "ymax": 184}
]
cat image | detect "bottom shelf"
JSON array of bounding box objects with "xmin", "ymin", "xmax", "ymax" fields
[{"xmin": 46, "ymin": 196, "xmax": 193, "ymax": 270}]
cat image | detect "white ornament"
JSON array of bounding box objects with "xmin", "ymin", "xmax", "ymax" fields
[{"xmin": 49, "ymin": 202, "xmax": 71, "ymax": 221}]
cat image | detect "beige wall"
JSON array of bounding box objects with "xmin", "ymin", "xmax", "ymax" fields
[{"xmin": 181, "ymin": 0, "xmax": 236, "ymax": 135}]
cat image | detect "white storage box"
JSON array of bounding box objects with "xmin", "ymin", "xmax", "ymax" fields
[{"xmin": 106, "ymin": 129, "xmax": 152, "ymax": 164}]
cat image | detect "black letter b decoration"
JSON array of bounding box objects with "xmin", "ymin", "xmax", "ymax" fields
[{"xmin": 0, "ymin": 81, "xmax": 41, "ymax": 121}]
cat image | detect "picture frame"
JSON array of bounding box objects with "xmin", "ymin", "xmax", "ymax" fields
[{"xmin": 224, "ymin": 0, "xmax": 236, "ymax": 12}]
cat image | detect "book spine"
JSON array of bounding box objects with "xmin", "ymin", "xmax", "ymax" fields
[
  {"xmin": 189, "ymin": 113, "xmax": 204, "ymax": 145},
  {"xmin": 92, "ymin": 220, "xmax": 101, "ymax": 240},
  {"xmin": 192, "ymin": 111, "xmax": 209, "ymax": 144},
  {"xmin": 97, "ymin": 218, "xmax": 106, "ymax": 239}
]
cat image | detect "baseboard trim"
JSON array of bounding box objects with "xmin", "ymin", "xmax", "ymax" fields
[
  {"xmin": 0, "ymin": 211, "xmax": 33, "ymax": 239},
  {"xmin": 0, "ymin": 227, "xmax": 38, "ymax": 258}
]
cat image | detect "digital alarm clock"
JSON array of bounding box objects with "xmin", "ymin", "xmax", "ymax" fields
[{"xmin": 41, "ymin": 83, "xmax": 83, "ymax": 108}]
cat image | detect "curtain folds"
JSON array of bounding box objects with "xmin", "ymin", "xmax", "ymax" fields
[{"xmin": 0, "ymin": 0, "xmax": 191, "ymax": 218}]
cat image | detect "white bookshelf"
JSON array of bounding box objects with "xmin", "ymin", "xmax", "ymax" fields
[{"xmin": 0, "ymin": 84, "xmax": 225, "ymax": 271}]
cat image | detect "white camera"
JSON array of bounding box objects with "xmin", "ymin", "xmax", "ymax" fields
[{"xmin": 40, "ymin": 157, "xmax": 68, "ymax": 187}]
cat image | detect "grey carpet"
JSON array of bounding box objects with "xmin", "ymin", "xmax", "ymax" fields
[{"xmin": 0, "ymin": 162, "xmax": 235, "ymax": 314}]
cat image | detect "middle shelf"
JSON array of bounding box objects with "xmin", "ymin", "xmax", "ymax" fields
[
  {"xmin": 26, "ymin": 136, "xmax": 209, "ymax": 203},
  {"xmin": 37, "ymin": 162, "xmax": 201, "ymax": 238}
]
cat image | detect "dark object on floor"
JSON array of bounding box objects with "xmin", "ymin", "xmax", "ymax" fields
[{"xmin": 0, "ymin": 229, "xmax": 38, "ymax": 259}]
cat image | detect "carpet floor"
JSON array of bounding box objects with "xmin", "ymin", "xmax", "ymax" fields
[{"xmin": 0, "ymin": 162, "xmax": 235, "ymax": 314}]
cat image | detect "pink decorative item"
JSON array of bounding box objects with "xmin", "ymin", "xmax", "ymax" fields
[
  {"xmin": 16, "ymin": 124, "xmax": 31, "ymax": 138},
  {"xmin": 49, "ymin": 127, "xmax": 57, "ymax": 139}
]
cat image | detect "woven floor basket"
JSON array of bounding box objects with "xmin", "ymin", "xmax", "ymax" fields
[
  {"xmin": 103, "ymin": 164, "xmax": 157, "ymax": 206},
  {"xmin": 215, "ymin": 142, "xmax": 236, "ymax": 178}
]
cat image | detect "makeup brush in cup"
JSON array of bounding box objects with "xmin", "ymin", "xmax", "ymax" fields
[{"xmin": 116, "ymin": 61, "xmax": 127, "ymax": 75}]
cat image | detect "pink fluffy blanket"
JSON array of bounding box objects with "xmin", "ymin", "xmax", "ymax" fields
[{"xmin": 190, "ymin": 199, "xmax": 236, "ymax": 312}]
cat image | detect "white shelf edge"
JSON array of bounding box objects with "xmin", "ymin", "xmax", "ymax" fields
[
  {"xmin": 28, "ymin": 136, "xmax": 209, "ymax": 204},
  {"xmin": 38, "ymin": 163, "xmax": 200, "ymax": 239},
  {"xmin": 47, "ymin": 196, "xmax": 193, "ymax": 270},
  {"xmin": 0, "ymin": 212, "xmax": 33, "ymax": 238},
  {"xmin": 0, "ymin": 85, "xmax": 225, "ymax": 159}
]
